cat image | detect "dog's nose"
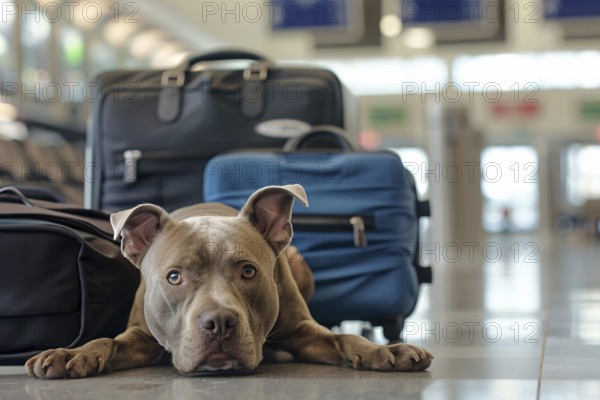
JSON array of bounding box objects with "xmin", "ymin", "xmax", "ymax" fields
[{"xmin": 200, "ymin": 310, "xmax": 238, "ymax": 335}]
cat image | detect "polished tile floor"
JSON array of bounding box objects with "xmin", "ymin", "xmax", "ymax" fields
[{"xmin": 1, "ymin": 233, "xmax": 599, "ymax": 399}]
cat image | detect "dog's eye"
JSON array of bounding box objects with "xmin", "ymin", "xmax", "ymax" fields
[
  {"xmin": 166, "ymin": 271, "xmax": 182, "ymax": 285},
  {"xmin": 241, "ymin": 264, "xmax": 257, "ymax": 279}
]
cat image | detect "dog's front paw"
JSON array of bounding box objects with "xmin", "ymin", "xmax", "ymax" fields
[
  {"xmin": 352, "ymin": 343, "xmax": 433, "ymax": 372},
  {"xmin": 25, "ymin": 348, "xmax": 105, "ymax": 379}
]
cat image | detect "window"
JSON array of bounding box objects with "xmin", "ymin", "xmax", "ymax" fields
[
  {"xmin": 565, "ymin": 144, "xmax": 600, "ymax": 207},
  {"xmin": 389, "ymin": 147, "xmax": 429, "ymax": 198},
  {"xmin": 0, "ymin": 1, "xmax": 18, "ymax": 83},
  {"xmin": 20, "ymin": 0, "xmax": 53, "ymax": 90},
  {"xmin": 481, "ymin": 146, "xmax": 539, "ymax": 232}
]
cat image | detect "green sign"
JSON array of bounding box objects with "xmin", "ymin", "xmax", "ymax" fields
[
  {"xmin": 369, "ymin": 106, "xmax": 406, "ymax": 126},
  {"xmin": 580, "ymin": 101, "xmax": 600, "ymax": 120}
]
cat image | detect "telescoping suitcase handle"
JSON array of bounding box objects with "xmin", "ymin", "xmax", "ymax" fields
[{"xmin": 284, "ymin": 125, "xmax": 359, "ymax": 152}]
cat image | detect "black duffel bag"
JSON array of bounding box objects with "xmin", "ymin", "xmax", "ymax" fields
[
  {"xmin": 0, "ymin": 186, "xmax": 139, "ymax": 365},
  {"xmin": 86, "ymin": 49, "xmax": 345, "ymax": 212}
]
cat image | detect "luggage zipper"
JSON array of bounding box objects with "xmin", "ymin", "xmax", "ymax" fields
[
  {"xmin": 291, "ymin": 215, "xmax": 372, "ymax": 247},
  {"xmin": 123, "ymin": 150, "xmax": 142, "ymax": 183},
  {"xmin": 118, "ymin": 148, "xmax": 213, "ymax": 183},
  {"xmin": 349, "ymin": 216, "xmax": 368, "ymax": 248}
]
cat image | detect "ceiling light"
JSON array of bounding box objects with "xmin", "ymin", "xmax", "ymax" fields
[
  {"xmin": 403, "ymin": 28, "xmax": 435, "ymax": 49},
  {"xmin": 380, "ymin": 14, "xmax": 402, "ymax": 38}
]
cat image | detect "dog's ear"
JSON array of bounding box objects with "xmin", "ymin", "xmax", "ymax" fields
[
  {"xmin": 110, "ymin": 204, "xmax": 171, "ymax": 267},
  {"xmin": 239, "ymin": 184, "xmax": 309, "ymax": 255}
]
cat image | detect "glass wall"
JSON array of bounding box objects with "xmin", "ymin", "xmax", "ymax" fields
[
  {"xmin": 390, "ymin": 147, "xmax": 429, "ymax": 198},
  {"xmin": 481, "ymin": 146, "xmax": 539, "ymax": 233},
  {"xmin": 57, "ymin": 25, "xmax": 87, "ymax": 97},
  {"xmin": 20, "ymin": 0, "xmax": 54, "ymax": 90},
  {"xmin": 0, "ymin": 1, "xmax": 18, "ymax": 83},
  {"xmin": 565, "ymin": 144, "xmax": 600, "ymax": 207}
]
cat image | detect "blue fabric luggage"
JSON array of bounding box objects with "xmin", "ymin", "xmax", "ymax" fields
[{"xmin": 203, "ymin": 129, "xmax": 431, "ymax": 340}]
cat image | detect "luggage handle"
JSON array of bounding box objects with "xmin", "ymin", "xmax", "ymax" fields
[
  {"xmin": 0, "ymin": 185, "xmax": 117, "ymax": 240},
  {"xmin": 177, "ymin": 50, "xmax": 269, "ymax": 72},
  {"xmin": 284, "ymin": 125, "xmax": 359, "ymax": 152},
  {"xmin": 158, "ymin": 50, "xmax": 270, "ymax": 124},
  {"xmin": 0, "ymin": 185, "xmax": 107, "ymax": 218},
  {"xmin": 0, "ymin": 186, "xmax": 34, "ymax": 207}
]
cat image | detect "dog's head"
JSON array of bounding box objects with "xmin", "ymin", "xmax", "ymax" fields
[{"xmin": 110, "ymin": 184, "xmax": 308, "ymax": 374}]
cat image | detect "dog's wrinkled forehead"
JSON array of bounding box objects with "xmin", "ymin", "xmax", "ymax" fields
[{"xmin": 153, "ymin": 216, "xmax": 276, "ymax": 269}]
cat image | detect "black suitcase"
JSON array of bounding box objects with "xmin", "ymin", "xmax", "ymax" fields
[
  {"xmin": 0, "ymin": 187, "xmax": 139, "ymax": 364},
  {"xmin": 86, "ymin": 50, "xmax": 345, "ymax": 212}
]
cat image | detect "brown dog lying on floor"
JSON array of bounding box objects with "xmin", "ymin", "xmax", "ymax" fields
[{"xmin": 26, "ymin": 184, "xmax": 433, "ymax": 378}]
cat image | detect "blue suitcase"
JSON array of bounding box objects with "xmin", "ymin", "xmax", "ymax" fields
[{"xmin": 203, "ymin": 131, "xmax": 431, "ymax": 341}]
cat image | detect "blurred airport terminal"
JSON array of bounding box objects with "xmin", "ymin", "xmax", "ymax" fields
[{"xmin": 1, "ymin": 1, "xmax": 600, "ymax": 398}]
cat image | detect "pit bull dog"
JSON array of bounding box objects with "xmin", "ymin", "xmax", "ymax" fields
[{"xmin": 26, "ymin": 184, "xmax": 432, "ymax": 378}]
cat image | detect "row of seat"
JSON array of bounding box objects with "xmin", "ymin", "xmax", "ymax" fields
[{"xmin": 0, "ymin": 126, "xmax": 85, "ymax": 204}]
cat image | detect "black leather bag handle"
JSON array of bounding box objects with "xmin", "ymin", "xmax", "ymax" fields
[
  {"xmin": 177, "ymin": 50, "xmax": 269, "ymax": 72},
  {"xmin": 284, "ymin": 125, "xmax": 359, "ymax": 152},
  {"xmin": 158, "ymin": 50, "xmax": 270, "ymax": 123}
]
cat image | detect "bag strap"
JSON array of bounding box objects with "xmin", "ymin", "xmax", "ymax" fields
[
  {"xmin": 0, "ymin": 186, "xmax": 34, "ymax": 207},
  {"xmin": 0, "ymin": 186, "xmax": 115, "ymax": 241},
  {"xmin": 1, "ymin": 185, "xmax": 67, "ymax": 204}
]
